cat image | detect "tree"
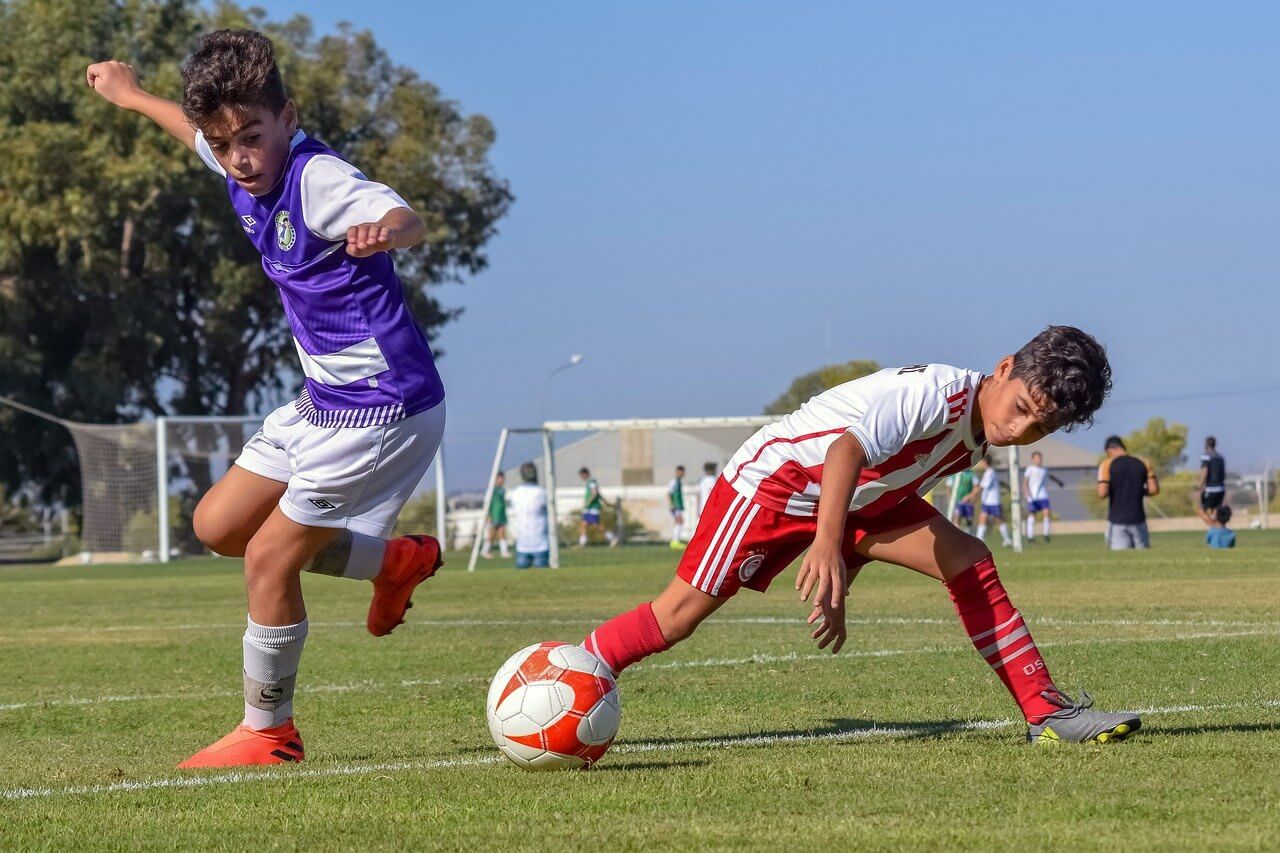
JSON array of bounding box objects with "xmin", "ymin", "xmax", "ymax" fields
[
  {"xmin": 0, "ymin": 0, "xmax": 512, "ymax": 504},
  {"xmin": 764, "ymin": 360, "xmax": 881, "ymax": 415},
  {"xmin": 1121, "ymin": 417, "xmax": 1188, "ymax": 479}
]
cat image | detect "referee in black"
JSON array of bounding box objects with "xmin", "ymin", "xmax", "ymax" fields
[{"xmin": 1197, "ymin": 436, "xmax": 1227, "ymax": 526}]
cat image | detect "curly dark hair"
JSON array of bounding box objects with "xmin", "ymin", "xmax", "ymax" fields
[
  {"xmin": 1009, "ymin": 325, "xmax": 1112, "ymax": 432},
  {"xmin": 181, "ymin": 29, "xmax": 287, "ymax": 130}
]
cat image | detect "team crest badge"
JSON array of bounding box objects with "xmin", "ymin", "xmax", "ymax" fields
[
  {"xmin": 738, "ymin": 552, "xmax": 766, "ymax": 582},
  {"xmin": 275, "ymin": 210, "xmax": 296, "ymax": 250}
]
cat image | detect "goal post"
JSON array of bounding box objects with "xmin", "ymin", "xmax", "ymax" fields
[{"xmin": 467, "ymin": 416, "xmax": 774, "ymax": 573}]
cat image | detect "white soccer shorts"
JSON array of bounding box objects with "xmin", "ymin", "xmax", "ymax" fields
[{"xmin": 234, "ymin": 399, "xmax": 445, "ymax": 538}]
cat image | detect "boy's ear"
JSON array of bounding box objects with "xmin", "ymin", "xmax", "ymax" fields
[
  {"xmin": 993, "ymin": 355, "xmax": 1015, "ymax": 380},
  {"xmin": 281, "ymin": 99, "xmax": 298, "ymax": 134}
]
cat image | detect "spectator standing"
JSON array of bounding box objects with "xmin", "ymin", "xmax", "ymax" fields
[{"xmin": 1097, "ymin": 436, "xmax": 1160, "ymax": 550}]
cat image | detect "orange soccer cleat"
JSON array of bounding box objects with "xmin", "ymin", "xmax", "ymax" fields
[
  {"xmin": 177, "ymin": 719, "xmax": 304, "ymax": 769},
  {"xmin": 368, "ymin": 534, "xmax": 443, "ymax": 636}
]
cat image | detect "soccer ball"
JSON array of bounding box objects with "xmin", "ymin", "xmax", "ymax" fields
[{"xmin": 486, "ymin": 641, "xmax": 620, "ymax": 770}]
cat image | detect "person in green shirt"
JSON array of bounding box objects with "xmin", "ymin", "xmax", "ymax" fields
[
  {"xmin": 949, "ymin": 469, "xmax": 978, "ymax": 532},
  {"xmin": 482, "ymin": 472, "xmax": 509, "ymax": 559},
  {"xmin": 668, "ymin": 465, "xmax": 687, "ymax": 549},
  {"xmin": 577, "ymin": 467, "xmax": 615, "ymax": 547}
]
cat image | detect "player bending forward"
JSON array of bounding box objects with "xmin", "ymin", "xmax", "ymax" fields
[
  {"xmin": 582, "ymin": 326, "xmax": 1141, "ymax": 743},
  {"xmin": 88, "ymin": 31, "xmax": 447, "ymax": 767}
]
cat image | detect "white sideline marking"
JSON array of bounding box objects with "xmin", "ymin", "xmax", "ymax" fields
[
  {"xmin": 9, "ymin": 614, "xmax": 1277, "ymax": 639},
  {"xmin": 4, "ymin": 627, "xmax": 1277, "ymax": 714},
  {"xmin": 4, "ymin": 699, "xmax": 1277, "ymax": 801}
]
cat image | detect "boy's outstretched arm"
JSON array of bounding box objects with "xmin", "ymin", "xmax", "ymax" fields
[
  {"xmin": 345, "ymin": 208, "xmax": 425, "ymax": 258},
  {"xmin": 86, "ymin": 61, "xmax": 196, "ymax": 151},
  {"xmin": 795, "ymin": 432, "xmax": 866, "ymax": 653}
]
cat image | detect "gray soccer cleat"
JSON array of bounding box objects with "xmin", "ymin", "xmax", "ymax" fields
[{"xmin": 1026, "ymin": 689, "xmax": 1141, "ymax": 744}]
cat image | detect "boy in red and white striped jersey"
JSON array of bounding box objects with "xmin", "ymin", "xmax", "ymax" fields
[{"xmin": 582, "ymin": 326, "xmax": 1141, "ymax": 744}]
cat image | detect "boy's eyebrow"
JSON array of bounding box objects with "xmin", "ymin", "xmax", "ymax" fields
[{"xmin": 204, "ymin": 119, "xmax": 263, "ymax": 143}]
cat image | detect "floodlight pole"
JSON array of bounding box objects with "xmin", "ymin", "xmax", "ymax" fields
[
  {"xmin": 540, "ymin": 354, "xmax": 584, "ymax": 426},
  {"xmin": 543, "ymin": 428, "xmax": 560, "ymax": 569}
]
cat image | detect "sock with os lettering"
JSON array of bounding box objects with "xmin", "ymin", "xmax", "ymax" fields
[
  {"xmin": 242, "ymin": 616, "xmax": 308, "ymax": 730},
  {"xmin": 945, "ymin": 555, "xmax": 1058, "ymax": 723},
  {"xmin": 582, "ymin": 602, "xmax": 670, "ymax": 675},
  {"xmin": 304, "ymin": 530, "xmax": 386, "ymax": 581}
]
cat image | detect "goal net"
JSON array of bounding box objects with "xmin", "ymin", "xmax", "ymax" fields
[
  {"xmin": 0, "ymin": 399, "xmax": 448, "ymax": 562},
  {"xmin": 467, "ymin": 417, "xmax": 775, "ymax": 571}
]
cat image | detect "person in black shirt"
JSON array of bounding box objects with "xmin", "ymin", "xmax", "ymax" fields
[
  {"xmin": 1197, "ymin": 435, "xmax": 1227, "ymax": 526},
  {"xmin": 1097, "ymin": 436, "xmax": 1160, "ymax": 549}
]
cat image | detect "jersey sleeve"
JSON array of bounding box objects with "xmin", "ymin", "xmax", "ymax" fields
[
  {"xmin": 844, "ymin": 383, "xmax": 950, "ymax": 467},
  {"xmin": 299, "ymin": 155, "xmax": 412, "ymax": 242},
  {"xmin": 192, "ymin": 131, "xmax": 227, "ymax": 177}
]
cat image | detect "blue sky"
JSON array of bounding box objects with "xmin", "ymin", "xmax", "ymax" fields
[{"xmin": 264, "ymin": 1, "xmax": 1279, "ymax": 486}]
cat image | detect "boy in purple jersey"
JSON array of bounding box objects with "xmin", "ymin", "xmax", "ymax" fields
[{"xmin": 88, "ymin": 30, "xmax": 447, "ymax": 768}]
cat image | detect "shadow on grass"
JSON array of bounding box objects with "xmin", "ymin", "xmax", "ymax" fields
[
  {"xmin": 1152, "ymin": 722, "xmax": 1280, "ymax": 739},
  {"xmin": 589, "ymin": 758, "xmax": 709, "ymax": 772}
]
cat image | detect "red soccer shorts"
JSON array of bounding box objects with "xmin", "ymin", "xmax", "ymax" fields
[{"xmin": 678, "ymin": 477, "xmax": 941, "ymax": 598}]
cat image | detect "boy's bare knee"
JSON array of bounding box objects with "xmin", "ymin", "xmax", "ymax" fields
[
  {"xmin": 193, "ymin": 502, "xmax": 246, "ymax": 557},
  {"xmin": 947, "ymin": 538, "xmax": 992, "ymax": 575}
]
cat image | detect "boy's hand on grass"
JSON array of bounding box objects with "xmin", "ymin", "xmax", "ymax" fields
[
  {"xmin": 796, "ymin": 542, "xmax": 847, "ymax": 653},
  {"xmin": 346, "ymin": 223, "xmax": 398, "ymax": 257},
  {"xmin": 86, "ymin": 61, "xmax": 144, "ymax": 109}
]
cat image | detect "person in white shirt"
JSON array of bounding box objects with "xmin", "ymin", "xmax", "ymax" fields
[
  {"xmin": 975, "ymin": 456, "xmax": 1011, "ymax": 546},
  {"xmin": 1022, "ymin": 451, "xmax": 1063, "ymax": 542},
  {"xmin": 507, "ymin": 462, "xmax": 550, "ymax": 568}
]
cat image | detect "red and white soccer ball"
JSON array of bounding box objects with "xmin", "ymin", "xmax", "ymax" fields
[{"xmin": 486, "ymin": 641, "xmax": 621, "ymax": 770}]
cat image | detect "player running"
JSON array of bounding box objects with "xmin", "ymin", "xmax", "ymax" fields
[
  {"xmin": 668, "ymin": 465, "xmax": 687, "ymax": 548},
  {"xmin": 580, "ymin": 326, "xmax": 1140, "ymax": 743},
  {"xmin": 1022, "ymin": 451, "xmax": 1063, "ymax": 542},
  {"xmin": 577, "ymin": 467, "xmax": 615, "ymax": 546},
  {"xmin": 88, "ymin": 30, "xmax": 446, "ymax": 767},
  {"xmin": 975, "ymin": 456, "xmax": 1012, "ymax": 547}
]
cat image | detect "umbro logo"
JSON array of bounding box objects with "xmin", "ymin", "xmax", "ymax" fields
[
  {"xmin": 240, "ymin": 214, "xmax": 257, "ymax": 234},
  {"xmin": 309, "ymin": 498, "xmax": 337, "ymax": 509}
]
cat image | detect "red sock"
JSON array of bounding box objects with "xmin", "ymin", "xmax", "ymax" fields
[
  {"xmin": 582, "ymin": 602, "xmax": 670, "ymax": 675},
  {"xmin": 945, "ymin": 555, "xmax": 1058, "ymax": 724}
]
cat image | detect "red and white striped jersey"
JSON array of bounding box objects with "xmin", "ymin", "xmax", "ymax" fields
[{"xmin": 725, "ymin": 364, "xmax": 987, "ymax": 517}]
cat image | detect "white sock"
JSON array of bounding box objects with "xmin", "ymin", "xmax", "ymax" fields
[
  {"xmin": 242, "ymin": 616, "xmax": 307, "ymax": 730},
  {"xmin": 1043, "ymin": 516, "xmax": 1051, "ymax": 537},
  {"xmin": 1026, "ymin": 517, "xmax": 1035, "ymax": 539},
  {"xmin": 304, "ymin": 530, "xmax": 386, "ymax": 581},
  {"xmin": 671, "ymin": 524, "xmax": 681, "ymax": 542},
  {"xmin": 499, "ymin": 539, "xmax": 510, "ymax": 557},
  {"xmin": 999, "ymin": 523, "xmax": 1010, "ymax": 544},
  {"xmin": 481, "ymin": 537, "xmax": 491, "ymax": 556},
  {"xmin": 976, "ymin": 523, "xmax": 987, "ymax": 539},
  {"xmin": 579, "ymin": 533, "xmax": 587, "ymax": 546}
]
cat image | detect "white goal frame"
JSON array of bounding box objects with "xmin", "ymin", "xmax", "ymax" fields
[{"xmin": 467, "ymin": 416, "xmax": 774, "ymax": 572}]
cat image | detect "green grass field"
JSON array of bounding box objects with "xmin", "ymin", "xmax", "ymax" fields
[{"xmin": 3, "ymin": 531, "xmax": 1280, "ymax": 849}]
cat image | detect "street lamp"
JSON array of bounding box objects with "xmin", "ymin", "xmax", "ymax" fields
[{"xmin": 541, "ymin": 353, "xmax": 585, "ymax": 425}]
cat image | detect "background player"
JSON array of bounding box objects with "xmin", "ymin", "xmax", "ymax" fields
[
  {"xmin": 509, "ymin": 462, "xmax": 551, "ymax": 568},
  {"xmin": 87, "ymin": 31, "xmax": 445, "ymax": 768},
  {"xmin": 1022, "ymin": 451, "xmax": 1063, "ymax": 542},
  {"xmin": 948, "ymin": 469, "xmax": 978, "ymax": 532},
  {"xmin": 481, "ymin": 472, "xmax": 509, "ymax": 559},
  {"xmin": 1197, "ymin": 436, "xmax": 1227, "ymax": 526},
  {"xmin": 975, "ymin": 456, "xmax": 1011, "ymax": 547},
  {"xmin": 580, "ymin": 326, "xmax": 1140, "ymax": 744},
  {"xmin": 668, "ymin": 465, "xmax": 687, "ymax": 548},
  {"xmin": 577, "ymin": 467, "xmax": 615, "ymax": 546}
]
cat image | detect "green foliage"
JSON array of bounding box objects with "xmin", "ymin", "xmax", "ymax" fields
[
  {"xmin": 765, "ymin": 359, "xmax": 880, "ymax": 415},
  {"xmin": 1121, "ymin": 417, "xmax": 1188, "ymax": 479},
  {"xmin": 0, "ymin": 0, "xmax": 511, "ymax": 505}
]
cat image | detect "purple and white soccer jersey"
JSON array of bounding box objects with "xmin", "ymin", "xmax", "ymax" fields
[{"xmin": 196, "ymin": 130, "xmax": 445, "ymax": 535}]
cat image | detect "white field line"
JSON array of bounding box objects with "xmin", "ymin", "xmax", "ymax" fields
[
  {"xmin": 4, "ymin": 698, "xmax": 1278, "ymax": 802},
  {"xmin": 4, "ymin": 626, "xmax": 1278, "ymax": 714},
  {"xmin": 8, "ymin": 614, "xmax": 1278, "ymax": 639}
]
